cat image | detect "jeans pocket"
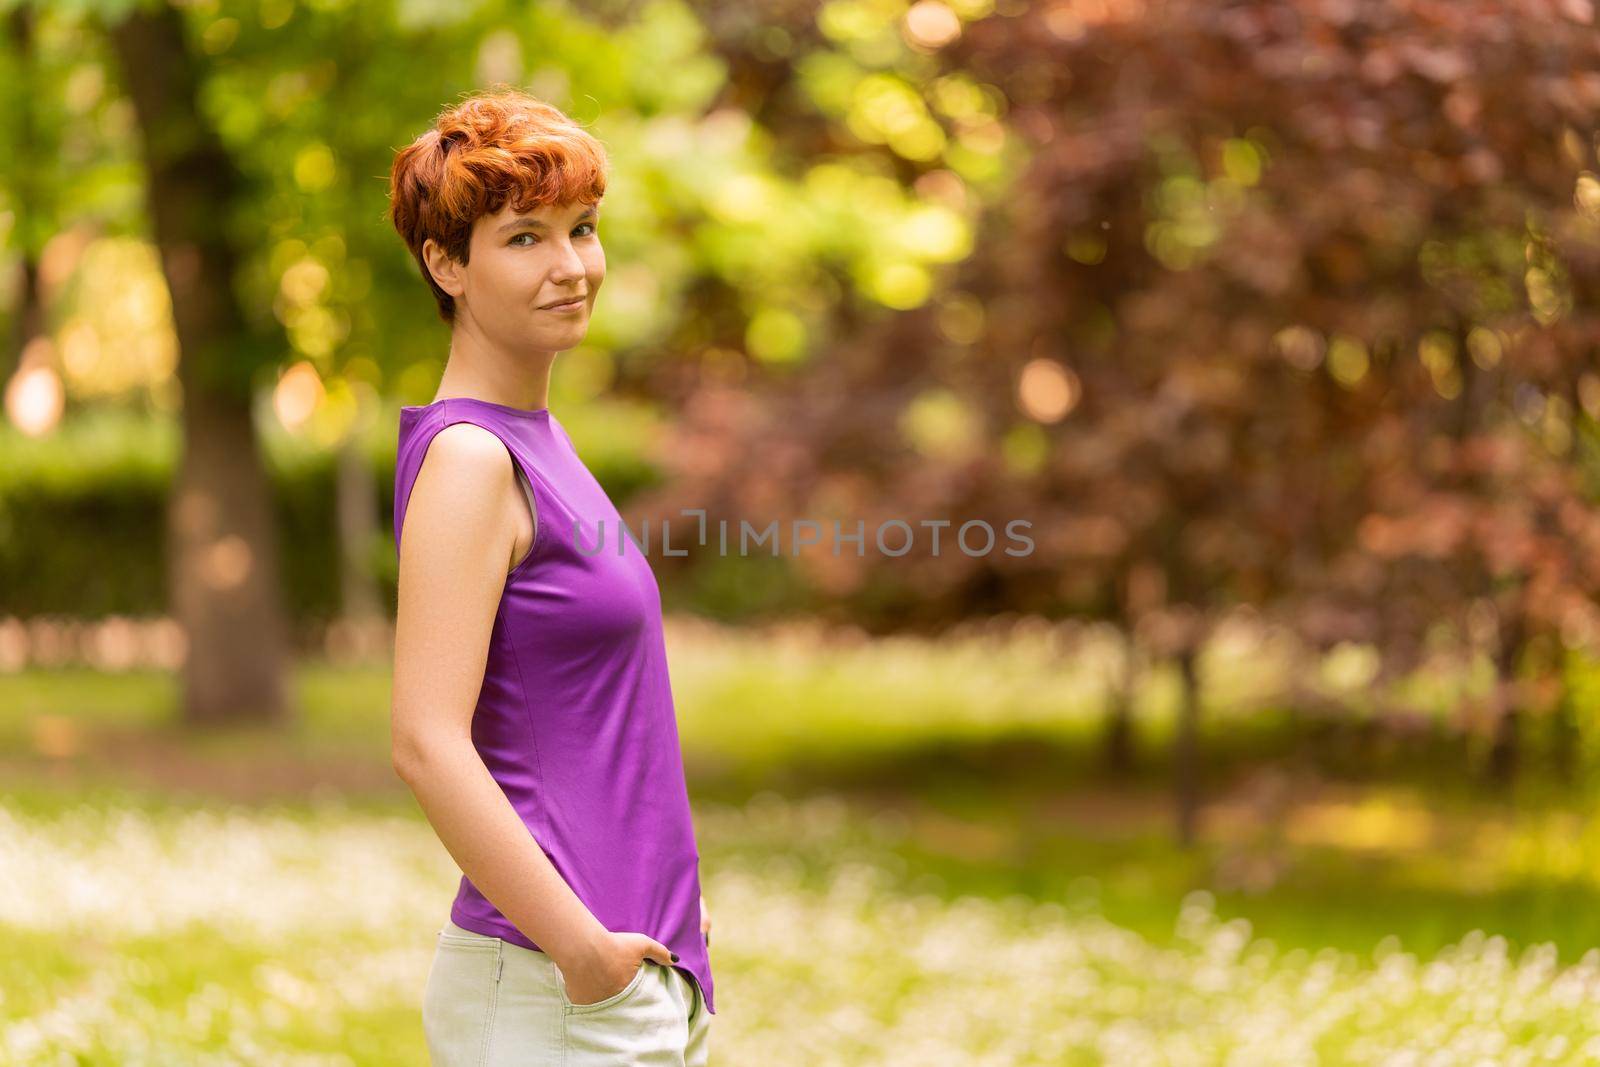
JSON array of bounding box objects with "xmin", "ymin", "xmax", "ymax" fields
[
  {"xmin": 562, "ymin": 961, "xmax": 674, "ymax": 1062},
  {"xmin": 422, "ymin": 935, "xmax": 502, "ymax": 1066},
  {"xmin": 561, "ymin": 959, "xmax": 651, "ymax": 1015}
]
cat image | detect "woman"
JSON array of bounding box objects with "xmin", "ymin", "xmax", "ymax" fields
[{"xmin": 386, "ymin": 88, "xmax": 714, "ymax": 1065}]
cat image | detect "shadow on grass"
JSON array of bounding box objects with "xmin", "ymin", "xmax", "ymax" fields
[{"xmin": 695, "ymin": 724, "xmax": 1600, "ymax": 966}]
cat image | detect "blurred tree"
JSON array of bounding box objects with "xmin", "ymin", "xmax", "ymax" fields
[
  {"xmin": 648, "ymin": 0, "xmax": 1600, "ymax": 840},
  {"xmin": 105, "ymin": 0, "xmax": 294, "ymax": 727},
  {"xmin": 1, "ymin": 5, "xmax": 47, "ymax": 386},
  {"xmin": 4, "ymin": 0, "xmax": 970, "ymax": 694}
]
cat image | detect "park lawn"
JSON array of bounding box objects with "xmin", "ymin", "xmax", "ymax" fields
[
  {"xmin": 5, "ymin": 782, "xmax": 1600, "ymax": 1064},
  {"xmin": 7, "ymin": 624, "xmax": 1600, "ymax": 1062},
  {"xmin": 4, "ymin": 643, "xmax": 1597, "ymax": 963}
]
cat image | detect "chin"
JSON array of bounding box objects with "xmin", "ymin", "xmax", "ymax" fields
[{"xmin": 533, "ymin": 326, "xmax": 589, "ymax": 349}]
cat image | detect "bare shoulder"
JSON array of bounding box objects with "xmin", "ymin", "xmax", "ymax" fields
[
  {"xmin": 403, "ymin": 421, "xmax": 519, "ymax": 542},
  {"xmin": 402, "ymin": 420, "xmax": 536, "ymax": 582},
  {"xmin": 417, "ymin": 421, "xmax": 516, "ymax": 489}
]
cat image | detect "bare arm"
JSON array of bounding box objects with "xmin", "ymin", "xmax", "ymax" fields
[{"xmin": 391, "ymin": 422, "xmax": 672, "ymax": 1002}]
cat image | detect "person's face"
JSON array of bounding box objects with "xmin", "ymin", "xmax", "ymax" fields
[{"xmin": 425, "ymin": 198, "xmax": 604, "ymax": 350}]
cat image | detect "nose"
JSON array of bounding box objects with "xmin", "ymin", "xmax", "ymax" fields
[{"xmin": 548, "ymin": 239, "xmax": 586, "ymax": 286}]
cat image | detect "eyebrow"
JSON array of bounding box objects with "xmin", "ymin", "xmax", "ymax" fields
[{"xmin": 497, "ymin": 206, "xmax": 599, "ymax": 234}]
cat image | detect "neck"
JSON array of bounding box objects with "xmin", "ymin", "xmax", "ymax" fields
[{"xmin": 435, "ymin": 315, "xmax": 555, "ymax": 410}]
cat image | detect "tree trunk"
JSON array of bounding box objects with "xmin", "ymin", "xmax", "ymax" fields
[
  {"xmin": 1175, "ymin": 644, "xmax": 1202, "ymax": 847},
  {"xmin": 1101, "ymin": 631, "xmax": 1140, "ymax": 774},
  {"xmin": 337, "ymin": 435, "xmax": 383, "ymax": 626},
  {"xmin": 110, "ymin": 4, "xmax": 292, "ymax": 728},
  {"xmin": 1550, "ymin": 669, "xmax": 1579, "ymax": 787},
  {"xmin": 5, "ymin": 5, "xmax": 45, "ymax": 384},
  {"xmin": 1487, "ymin": 610, "xmax": 1525, "ymax": 788},
  {"xmin": 1487, "ymin": 695, "xmax": 1519, "ymax": 788}
]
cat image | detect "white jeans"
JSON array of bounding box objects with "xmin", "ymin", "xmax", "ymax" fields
[{"xmin": 422, "ymin": 920, "xmax": 712, "ymax": 1066}]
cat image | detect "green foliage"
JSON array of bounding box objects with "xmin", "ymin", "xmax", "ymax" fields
[
  {"xmin": 0, "ymin": 406, "xmax": 664, "ymax": 619},
  {"xmin": 3, "ymin": 0, "xmax": 1005, "ymax": 407}
]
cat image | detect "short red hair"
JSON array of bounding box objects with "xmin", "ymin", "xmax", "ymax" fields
[{"xmin": 387, "ymin": 87, "xmax": 609, "ymax": 324}]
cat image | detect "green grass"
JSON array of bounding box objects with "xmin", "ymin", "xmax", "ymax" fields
[
  {"xmin": 7, "ymin": 622, "xmax": 1600, "ymax": 1063},
  {"xmin": 6, "ymin": 789, "xmax": 1600, "ymax": 1064}
]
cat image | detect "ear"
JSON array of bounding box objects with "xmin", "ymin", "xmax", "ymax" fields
[{"xmin": 421, "ymin": 238, "xmax": 466, "ymax": 299}]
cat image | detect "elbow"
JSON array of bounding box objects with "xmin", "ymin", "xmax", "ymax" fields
[
  {"xmin": 391, "ymin": 731, "xmax": 470, "ymax": 783},
  {"xmin": 391, "ymin": 746, "xmax": 420, "ymax": 784},
  {"xmin": 391, "ymin": 735, "xmax": 432, "ymax": 783},
  {"xmin": 391, "ymin": 754, "xmax": 415, "ymax": 784}
]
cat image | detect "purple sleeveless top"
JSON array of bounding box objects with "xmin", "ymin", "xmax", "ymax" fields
[{"xmin": 393, "ymin": 395, "xmax": 714, "ymax": 1015}]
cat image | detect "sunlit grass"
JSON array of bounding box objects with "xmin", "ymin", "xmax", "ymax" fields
[
  {"xmin": 0, "ymin": 615, "xmax": 1555, "ymax": 783},
  {"xmin": 8, "ymin": 620, "xmax": 1600, "ymax": 1061},
  {"xmin": 710, "ymin": 834, "xmax": 1600, "ymax": 1063},
  {"xmin": 6, "ymin": 794, "xmax": 1600, "ymax": 1064}
]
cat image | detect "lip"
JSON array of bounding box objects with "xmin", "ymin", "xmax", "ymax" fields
[{"xmin": 540, "ymin": 295, "xmax": 586, "ymax": 312}]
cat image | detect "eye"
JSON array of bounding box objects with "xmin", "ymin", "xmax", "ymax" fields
[
  {"xmin": 575, "ymin": 222, "xmax": 598, "ymax": 237},
  {"xmin": 509, "ymin": 232, "xmax": 536, "ymax": 247}
]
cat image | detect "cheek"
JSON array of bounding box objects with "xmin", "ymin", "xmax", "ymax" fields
[
  {"xmin": 497, "ymin": 254, "xmax": 545, "ymax": 303},
  {"xmin": 475, "ymin": 251, "xmax": 521, "ymax": 294}
]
